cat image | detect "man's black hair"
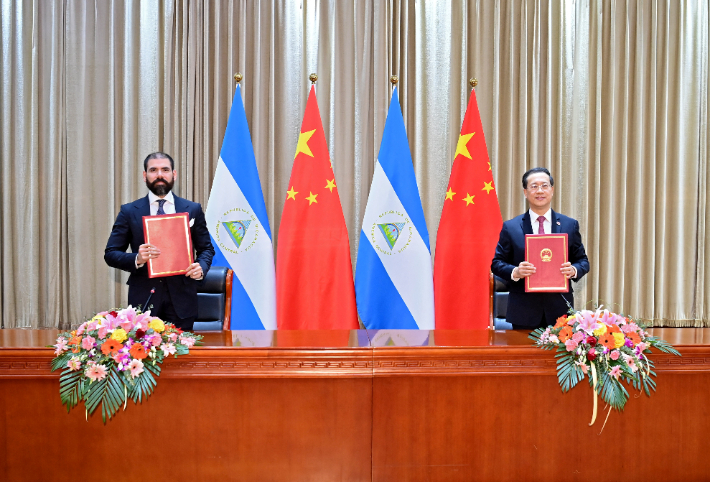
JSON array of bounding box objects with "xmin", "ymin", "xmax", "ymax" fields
[
  {"xmin": 522, "ymin": 167, "xmax": 554, "ymax": 189},
  {"xmin": 143, "ymin": 152, "xmax": 174, "ymax": 171}
]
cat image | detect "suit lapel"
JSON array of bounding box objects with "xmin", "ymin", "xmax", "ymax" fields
[
  {"xmin": 173, "ymin": 195, "xmax": 189, "ymax": 214},
  {"xmin": 522, "ymin": 212, "xmax": 533, "ymax": 235},
  {"xmin": 551, "ymin": 210, "xmax": 560, "ymax": 233}
]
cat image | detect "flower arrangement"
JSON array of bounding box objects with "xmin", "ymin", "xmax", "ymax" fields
[
  {"xmin": 50, "ymin": 306, "xmax": 202, "ymax": 423},
  {"xmin": 530, "ymin": 307, "xmax": 680, "ymax": 426}
]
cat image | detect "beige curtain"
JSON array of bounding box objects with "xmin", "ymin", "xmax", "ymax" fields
[{"xmin": 1, "ymin": 0, "xmax": 708, "ymax": 328}]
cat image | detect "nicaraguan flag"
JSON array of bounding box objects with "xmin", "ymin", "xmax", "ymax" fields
[
  {"xmin": 355, "ymin": 87, "xmax": 435, "ymax": 329},
  {"xmin": 206, "ymin": 84, "xmax": 276, "ymax": 329}
]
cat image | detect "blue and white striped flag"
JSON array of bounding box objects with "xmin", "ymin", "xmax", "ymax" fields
[
  {"xmin": 205, "ymin": 84, "xmax": 276, "ymax": 329},
  {"xmin": 355, "ymin": 88, "xmax": 435, "ymax": 329}
]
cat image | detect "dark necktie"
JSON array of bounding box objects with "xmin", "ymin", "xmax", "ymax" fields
[
  {"xmin": 157, "ymin": 199, "xmax": 166, "ymax": 215},
  {"xmin": 537, "ymin": 215, "xmax": 545, "ymax": 234}
]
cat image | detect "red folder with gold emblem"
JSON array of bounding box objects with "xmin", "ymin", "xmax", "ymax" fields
[
  {"xmin": 143, "ymin": 213, "xmax": 194, "ymax": 278},
  {"xmin": 525, "ymin": 233, "xmax": 568, "ymax": 292}
]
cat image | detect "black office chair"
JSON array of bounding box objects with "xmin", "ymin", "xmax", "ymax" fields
[
  {"xmin": 489, "ymin": 271, "xmax": 512, "ymax": 330},
  {"xmin": 193, "ymin": 266, "xmax": 233, "ymax": 331}
]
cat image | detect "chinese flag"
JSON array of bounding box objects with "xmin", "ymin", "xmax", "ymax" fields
[
  {"xmin": 276, "ymin": 86, "xmax": 359, "ymax": 329},
  {"xmin": 434, "ymin": 87, "xmax": 503, "ymax": 329}
]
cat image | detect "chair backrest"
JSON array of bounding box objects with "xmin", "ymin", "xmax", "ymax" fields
[
  {"xmin": 489, "ymin": 271, "xmax": 512, "ymax": 330},
  {"xmin": 193, "ymin": 267, "xmax": 233, "ymax": 331}
]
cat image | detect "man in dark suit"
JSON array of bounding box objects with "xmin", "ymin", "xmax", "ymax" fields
[
  {"xmin": 105, "ymin": 152, "xmax": 215, "ymax": 331},
  {"xmin": 491, "ymin": 167, "xmax": 589, "ymax": 330}
]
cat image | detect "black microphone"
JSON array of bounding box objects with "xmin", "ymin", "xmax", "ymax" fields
[{"xmin": 143, "ymin": 288, "xmax": 156, "ymax": 312}]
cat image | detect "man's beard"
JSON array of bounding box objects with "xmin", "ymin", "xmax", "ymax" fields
[{"xmin": 146, "ymin": 177, "xmax": 174, "ymax": 197}]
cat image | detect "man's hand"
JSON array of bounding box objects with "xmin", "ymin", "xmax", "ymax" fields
[
  {"xmin": 185, "ymin": 262, "xmax": 203, "ymax": 280},
  {"xmin": 514, "ymin": 261, "xmax": 536, "ymax": 278},
  {"xmin": 136, "ymin": 244, "xmax": 160, "ymax": 264},
  {"xmin": 561, "ymin": 262, "xmax": 576, "ymax": 279}
]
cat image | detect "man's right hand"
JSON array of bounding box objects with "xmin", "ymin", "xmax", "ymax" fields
[
  {"xmin": 514, "ymin": 261, "xmax": 536, "ymax": 278},
  {"xmin": 136, "ymin": 243, "xmax": 160, "ymax": 265}
]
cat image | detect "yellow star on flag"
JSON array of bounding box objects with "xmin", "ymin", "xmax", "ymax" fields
[
  {"xmin": 287, "ymin": 186, "xmax": 298, "ymax": 200},
  {"xmin": 454, "ymin": 132, "xmax": 475, "ymax": 160},
  {"xmin": 463, "ymin": 193, "xmax": 475, "ymax": 206},
  {"xmin": 487, "ymin": 161, "xmax": 491, "ymax": 171},
  {"xmin": 325, "ymin": 179, "xmax": 336, "ymax": 192},
  {"xmin": 482, "ymin": 181, "xmax": 494, "ymax": 194},
  {"xmin": 445, "ymin": 187, "xmax": 456, "ymax": 201},
  {"xmin": 294, "ymin": 129, "xmax": 317, "ymax": 158},
  {"xmin": 306, "ymin": 192, "xmax": 318, "ymax": 205}
]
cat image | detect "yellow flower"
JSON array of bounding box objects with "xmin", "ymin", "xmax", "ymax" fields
[
  {"xmin": 612, "ymin": 332, "xmax": 625, "ymax": 348},
  {"xmin": 593, "ymin": 324, "xmax": 607, "ymax": 337},
  {"xmin": 148, "ymin": 319, "xmax": 165, "ymax": 333},
  {"xmin": 111, "ymin": 328, "xmax": 128, "ymax": 343}
]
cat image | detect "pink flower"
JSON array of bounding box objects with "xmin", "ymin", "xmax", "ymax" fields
[
  {"xmin": 179, "ymin": 336, "xmax": 195, "ymax": 347},
  {"xmin": 577, "ymin": 310, "xmax": 602, "ymax": 334},
  {"xmin": 81, "ymin": 335, "xmax": 96, "ymax": 351},
  {"xmin": 636, "ymin": 342, "xmax": 648, "ymax": 352},
  {"xmin": 86, "ymin": 321, "xmax": 98, "ymax": 331},
  {"xmin": 576, "ymin": 361, "xmax": 589, "ymax": 374},
  {"xmin": 98, "ymin": 326, "xmax": 109, "ymax": 340},
  {"xmin": 624, "ymin": 355, "xmax": 639, "ymax": 373},
  {"xmin": 67, "ymin": 357, "xmax": 82, "ymax": 371},
  {"xmin": 128, "ymin": 359, "xmax": 144, "ymax": 379},
  {"xmin": 572, "ymin": 331, "xmax": 585, "ymax": 343},
  {"xmin": 168, "ymin": 333, "xmax": 178, "ymax": 342},
  {"xmin": 565, "ymin": 339, "xmax": 578, "ymax": 352},
  {"xmin": 609, "ymin": 366, "xmax": 622, "ymax": 380},
  {"xmin": 134, "ymin": 312, "xmax": 151, "ymax": 331},
  {"xmin": 610, "ymin": 350, "xmax": 620, "ymax": 360},
  {"xmin": 161, "ymin": 343, "xmax": 176, "ymax": 357},
  {"xmin": 622, "ymin": 322, "xmax": 640, "ymax": 334},
  {"xmin": 76, "ymin": 324, "xmax": 86, "ymax": 336},
  {"xmin": 85, "ymin": 364, "xmax": 108, "ymax": 381},
  {"xmin": 54, "ymin": 338, "xmax": 68, "ymax": 356},
  {"xmin": 151, "ymin": 335, "xmax": 162, "ymax": 347}
]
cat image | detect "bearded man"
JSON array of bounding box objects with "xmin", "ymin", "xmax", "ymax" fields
[{"xmin": 104, "ymin": 152, "xmax": 214, "ymax": 330}]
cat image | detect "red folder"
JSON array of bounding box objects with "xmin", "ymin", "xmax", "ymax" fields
[
  {"xmin": 525, "ymin": 233, "xmax": 568, "ymax": 292},
  {"xmin": 143, "ymin": 213, "xmax": 194, "ymax": 278}
]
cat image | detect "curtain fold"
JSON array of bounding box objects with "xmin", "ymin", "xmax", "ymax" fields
[{"xmin": 0, "ymin": 0, "xmax": 708, "ymax": 328}]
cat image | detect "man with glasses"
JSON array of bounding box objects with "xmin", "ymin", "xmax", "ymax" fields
[{"xmin": 491, "ymin": 167, "xmax": 589, "ymax": 330}]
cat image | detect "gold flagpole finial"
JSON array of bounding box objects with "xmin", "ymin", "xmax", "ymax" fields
[
  {"xmin": 234, "ymin": 73, "xmax": 243, "ymax": 83},
  {"xmin": 469, "ymin": 78, "xmax": 478, "ymax": 88},
  {"xmin": 390, "ymin": 75, "xmax": 399, "ymax": 86},
  {"xmin": 309, "ymin": 73, "xmax": 318, "ymax": 84}
]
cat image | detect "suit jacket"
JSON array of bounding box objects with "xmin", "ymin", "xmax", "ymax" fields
[
  {"xmin": 491, "ymin": 210, "xmax": 590, "ymax": 327},
  {"xmin": 104, "ymin": 194, "xmax": 215, "ymax": 319}
]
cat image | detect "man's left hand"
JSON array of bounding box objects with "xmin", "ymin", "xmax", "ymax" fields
[
  {"xmin": 560, "ymin": 262, "xmax": 576, "ymax": 279},
  {"xmin": 185, "ymin": 263, "xmax": 203, "ymax": 280}
]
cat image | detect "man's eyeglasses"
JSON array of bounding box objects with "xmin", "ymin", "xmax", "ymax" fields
[{"xmin": 527, "ymin": 184, "xmax": 551, "ymax": 192}]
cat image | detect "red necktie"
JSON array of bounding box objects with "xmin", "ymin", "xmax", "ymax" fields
[{"xmin": 537, "ymin": 215, "xmax": 545, "ymax": 234}]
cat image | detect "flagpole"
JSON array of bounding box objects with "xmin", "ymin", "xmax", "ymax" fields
[
  {"xmin": 310, "ymin": 73, "xmax": 318, "ymax": 84},
  {"xmin": 234, "ymin": 72, "xmax": 243, "ymax": 84},
  {"xmin": 470, "ymin": 77, "xmax": 478, "ymax": 89}
]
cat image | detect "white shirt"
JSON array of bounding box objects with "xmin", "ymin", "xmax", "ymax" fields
[
  {"xmin": 529, "ymin": 208, "xmax": 551, "ymax": 234},
  {"xmin": 148, "ymin": 191, "xmax": 176, "ymax": 215}
]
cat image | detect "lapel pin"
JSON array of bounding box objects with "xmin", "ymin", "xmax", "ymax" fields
[{"xmin": 556, "ymin": 221, "xmax": 561, "ymax": 225}]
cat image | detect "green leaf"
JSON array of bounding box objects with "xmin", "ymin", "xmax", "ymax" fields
[
  {"xmin": 59, "ymin": 368, "xmax": 82, "ymax": 411},
  {"xmin": 85, "ymin": 368, "xmax": 126, "ymax": 424},
  {"xmin": 51, "ymin": 352, "xmax": 73, "ymax": 372}
]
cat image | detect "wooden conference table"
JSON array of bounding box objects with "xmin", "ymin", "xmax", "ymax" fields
[{"xmin": 1, "ymin": 328, "xmax": 709, "ymax": 481}]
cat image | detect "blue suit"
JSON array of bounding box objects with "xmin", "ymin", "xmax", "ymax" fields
[
  {"xmin": 104, "ymin": 194, "xmax": 215, "ymax": 323},
  {"xmin": 491, "ymin": 210, "xmax": 590, "ymax": 328}
]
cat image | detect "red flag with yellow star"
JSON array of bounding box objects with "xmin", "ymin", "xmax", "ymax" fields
[
  {"xmin": 276, "ymin": 86, "xmax": 359, "ymax": 329},
  {"xmin": 434, "ymin": 87, "xmax": 502, "ymax": 329}
]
